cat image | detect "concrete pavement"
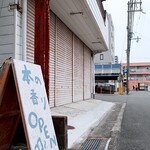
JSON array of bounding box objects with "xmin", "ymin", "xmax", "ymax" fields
[{"xmin": 51, "ymin": 99, "xmax": 115, "ymax": 149}]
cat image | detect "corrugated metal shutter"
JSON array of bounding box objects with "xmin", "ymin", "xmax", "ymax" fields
[
  {"xmin": 56, "ymin": 18, "xmax": 73, "ymax": 106},
  {"xmin": 49, "ymin": 11, "xmax": 55, "ymax": 107},
  {"xmin": 73, "ymin": 35, "xmax": 83, "ymax": 102},
  {"xmin": 26, "ymin": 0, "xmax": 35, "ymax": 63},
  {"xmin": 84, "ymin": 45, "xmax": 91, "ymax": 99}
]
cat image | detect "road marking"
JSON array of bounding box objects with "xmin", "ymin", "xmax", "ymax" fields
[
  {"xmin": 104, "ymin": 138, "xmax": 111, "ymax": 150},
  {"xmin": 111, "ymin": 103, "xmax": 126, "ymax": 132},
  {"xmin": 105, "ymin": 103, "xmax": 126, "ymax": 150}
]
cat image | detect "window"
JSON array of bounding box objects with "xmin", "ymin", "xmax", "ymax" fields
[{"xmin": 100, "ymin": 54, "xmax": 104, "ymax": 60}]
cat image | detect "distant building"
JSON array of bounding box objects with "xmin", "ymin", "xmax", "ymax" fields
[
  {"xmin": 95, "ymin": 64, "xmax": 121, "ymax": 81},
  {"xmin": 94, "ymin": 14, "xmax": 115, "ymax": 64},
  {"xmin": 122, "ymin": 62, "xmax": 150, "ymax": 91},
  {"xmin": 95, "ymin": 64, "xmax": 121, "ymax": 93},
  {"xmin": 115, "ymin": 56, "xmax": 118, "ymax": 64},
  {"xmin": 94, "ymin": 13, "xmax": 119, "ymax": 92}
]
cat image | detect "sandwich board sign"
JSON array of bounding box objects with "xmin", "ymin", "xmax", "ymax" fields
[{"xmin": 12, "ymin": 59, "xmax": 59, "ymax": 150}]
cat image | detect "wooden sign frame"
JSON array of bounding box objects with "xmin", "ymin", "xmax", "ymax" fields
[
  {"xmin": 0, "ymin": 60, "xmax": 58, "ymax": 150},
  {"xmin": 0, "ymin": 61, "xmax": 20, "ymax": 150}
]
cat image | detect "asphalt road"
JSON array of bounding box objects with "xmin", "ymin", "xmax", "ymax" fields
[{"xmin": 96, "ymin": 91, "xmax": 150, "ymax": 150}]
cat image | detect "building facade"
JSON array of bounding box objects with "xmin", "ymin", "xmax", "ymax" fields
[
  {"xmin": 115, "ymin": 56, "xmax": 119, "ymax": 64},
  {"xmin": 95, "ymin": 64, "xmax": 121, "ymax": 92},
  {"xmin": 94, "ymin": 13, "xmax": 115, "ymax": 64},
  {"xmin": 0, "ymin": 0, "xmax": 109, "ymax": 107},
  {"xmin": 122, "ymin": 62, "xmax": 150, "ymax": 91}
]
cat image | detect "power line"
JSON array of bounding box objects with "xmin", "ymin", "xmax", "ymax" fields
[{"xmin": 0, "ymin": 0, "xmax": 4, "ymax": 17}]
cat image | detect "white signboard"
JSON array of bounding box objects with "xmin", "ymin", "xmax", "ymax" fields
[{"xmin": 13, "ymin": 59, "xmax": 59, "ymax": 150}]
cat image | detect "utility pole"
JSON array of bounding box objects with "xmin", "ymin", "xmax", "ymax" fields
[{"xmin": 126, "ymin": 0, "xmax": 142, "ymax": 95}]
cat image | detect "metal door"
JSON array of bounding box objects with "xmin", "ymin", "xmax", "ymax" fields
[
  {"xmin": 26, "ymin": 0, "xmax": 35, "ymax": 63},
  {"xmin": 84, "ymin": 45, "xmax": 91, "ymax": 99},
  {"xmin": 49, "ymin": 11, "xmax": 56, "ymax": 107},
  {"xmin": 55, "ymin": 18, "xmax": 73, "ymax": 106},
  {"xmin": 73, "ymin": 35, "xmax": 84, "ymax": 102}
]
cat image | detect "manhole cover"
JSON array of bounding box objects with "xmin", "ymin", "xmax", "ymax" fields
[{"xmin": 80, "ymin": 139, "xmax": 101, "ymax": 150}]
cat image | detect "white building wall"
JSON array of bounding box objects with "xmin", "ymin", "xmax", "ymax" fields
[
  {"xmin": 0, "ymin": 0, "xmax": 14, "ymax": 65},
  {"xmin": 108, "ymin": 14, "xmax": 115, "ymax": 63},
  {"xmin": 94, "ymin": 13, "xmax": 115, "ymax": 64},
  {"xmin": 86, "ymin": 0, "xmax": 109, "ymax": 48},
  {"xmin": 0, "ymin": 0, "xmax": 22, "ymax": 65}
]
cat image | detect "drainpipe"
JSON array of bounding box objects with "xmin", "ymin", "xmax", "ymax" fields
[
  {"xmin": 92, "ymin": 53, "xmax": 95, "ymax": 99},
  {"xmin": 22, "ymin": 0, "xmax": 27, "ymax": 61},
  {"xmin": 13, "ymin": 0, "xmax": 18, "ymax": 58}
]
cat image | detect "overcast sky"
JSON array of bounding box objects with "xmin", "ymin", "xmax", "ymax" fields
[{"xmin": 103, "ymin": 0, "xmax": 149, "ymax": 63}]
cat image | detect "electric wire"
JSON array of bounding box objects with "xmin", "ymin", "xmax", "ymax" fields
[
  {"xmin": 0, "ymin": 0, "xmax": 4, "ymax": 17},
  {"xmin": 130, "ymin": 1, "xmax": 147, "ymax": 63}
]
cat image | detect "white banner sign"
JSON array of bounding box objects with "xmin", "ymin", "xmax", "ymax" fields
[{"xmin": 13, "ymin": 59, "xmax": 59, "ymax": 150}]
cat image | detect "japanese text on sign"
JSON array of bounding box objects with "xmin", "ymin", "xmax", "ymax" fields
[{"xmin": 13, "ymin": 59, "xmax": 58, "ymax": 150}]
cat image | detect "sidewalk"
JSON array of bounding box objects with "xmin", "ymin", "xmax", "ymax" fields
[{"xmin": 51, "ymin": 99, "xmax": 115, "ymax": 149}]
